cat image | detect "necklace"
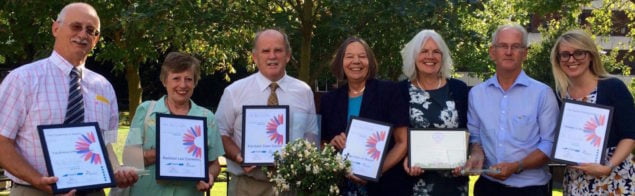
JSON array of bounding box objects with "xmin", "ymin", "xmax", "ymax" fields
[
  {"xmin": 349, "ymin": 86, "xmax": 366, "ymax": 94},
  {"xmin": 416, "ymin": 77, "xmax": 442, "ymax": 90}
]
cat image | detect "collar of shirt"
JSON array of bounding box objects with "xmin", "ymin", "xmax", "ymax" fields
[
  {"xmin": 486, "ymin": 70, "xmax": 531, "ymax": 91},
  {"xmin": 154, "ymin": 95, "xmax": 203, "ymax": 116},
  {"xmin": 50, "ymin": 51, "xmax": 85, "ymax": 79},
  {"xmin": 255, "ymin": 71, "xmax": 289, "ymax": 93}
]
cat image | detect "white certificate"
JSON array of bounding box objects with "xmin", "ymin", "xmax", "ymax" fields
[
  {"xmin": 242, "ymin": 106, "xmax": 289, "ymax": 166},
  {"xmin": 552, "ymin": 100, "xmax": 613, "ymax": 165},
  {"xmin": 156, "ymin": 114, "xmax": 208, "ymax": 181},
  {"xmin": 37, "ymin": 123, "xmax": 115, "ymax": 194},
  {"xmin": 342, "ymin": 117, "xmax": 392, "ymax": 182},
  {"xmin": 408, "ymin": 129, "xmax": 468, "ymax": 169}
]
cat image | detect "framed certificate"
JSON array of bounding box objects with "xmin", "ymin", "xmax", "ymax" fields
[
  {"xmin": 241, "ymin": 105, "xmax": 289, "ymax": 166},
  {"xmin": 37, "ymin": 123, "xmax": 115, "ymax": 194},
  {"xmin": 156, "ymin": 113, "xmax": 208, "ymax": 181},
  {"xmin": 408, "ymin": 129, "xmax": 468, "ymax": 169},
  {"xmin": 552, "ymin": 100, "xmax": 614, "ymax": 165},
  {"xmin": 342, "ymin": 117, "xmax": 393, "ymax": 182}
]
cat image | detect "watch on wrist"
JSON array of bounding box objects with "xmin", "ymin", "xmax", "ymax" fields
[{"xmin": 515, "ymin": 160, "xmax": 524, "ymax": 174}]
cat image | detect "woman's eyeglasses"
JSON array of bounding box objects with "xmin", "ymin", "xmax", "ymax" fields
[{"xmin": 558, "ymin": 50, "xmax": 588, "ymax": 62}]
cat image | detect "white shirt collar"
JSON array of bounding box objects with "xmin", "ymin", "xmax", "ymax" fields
[
  {"xmin": 255, "ymin": 71, "xmax": 288, "ymax": 92},
  {"xmin": 51, "ymin": 51, "xmax": 85, "ymax": 78}
]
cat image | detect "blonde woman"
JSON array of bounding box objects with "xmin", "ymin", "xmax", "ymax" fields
[{"xmin": 550, "ymin": 30, "xmax": 635, "ymax": 195}]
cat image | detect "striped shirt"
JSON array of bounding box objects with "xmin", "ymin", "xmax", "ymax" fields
[{"xmin": 0, "ymin": 51, "xmax": 119, "ymax": 184}]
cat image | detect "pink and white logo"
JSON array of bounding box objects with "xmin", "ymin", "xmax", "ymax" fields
[
  {"xmin": 583, "ymin": 115, "xmax": 605, "ymax": 147},
  {"xmin": 183, "ymin": 125, "xmax": 203, "ymax": 158},
  {"xmin": 366, "ymin": 131, "xmax": 387, "ymax": 160},
  {"xmin": 75, "ymin": 132, "xmax": 102, "ymax": 164},
  {"xmin": 266, "ymin": 114, "xmax": 285, "ymax": 145}
]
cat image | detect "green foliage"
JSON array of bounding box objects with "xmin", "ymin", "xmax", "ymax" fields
[
  {"xmin": 2, "ymin": 0, "xmax": 634, "ymax": 107},
  {"xmin": 631, "ymin": 78, "xmax": 635, "ymax": 99}
]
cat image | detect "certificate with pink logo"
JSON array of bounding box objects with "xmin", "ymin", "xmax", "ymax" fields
[
  {"xmin": 408, "ymin": 129, "xmax": 468, "ymax": 169},
  {"xmin": 553, "ymin": 100, "xmax": 613, "ymax": 165},
  {"xmin": 156, "ymin": 114, "xmax": 208, "ymax": 181},
  {"xmin": 342, "ymin": 117, "xmax": 393, "ymax": 182},
  {"xmin": 37, "ymin": 123, "xmax": 115, "ymax": 194},
  {"xmin": 242, "ymin": 106, "xmax": 289, "ymax": 166}
]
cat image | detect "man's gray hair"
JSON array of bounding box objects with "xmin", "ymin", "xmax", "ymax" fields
[
  {"xmin": 252, "ymin": 29, "xmax": 291, "ymax": 54},
  {"xmin": 491, "ymin": 23, "xmax": 528, "ymax": 47},
  {"xmin": 55, "ymin": 2, "xmax": 100, "ymax": 30}
]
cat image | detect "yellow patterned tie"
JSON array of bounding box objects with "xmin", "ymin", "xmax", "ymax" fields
[{"xmin": 267, "ymin": 82, "xmax": 279, "ymax": 106}]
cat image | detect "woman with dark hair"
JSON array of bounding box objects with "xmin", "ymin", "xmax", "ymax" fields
[
  {"xmin": 550, "ymin": 30, "xmax": 635, "ymax": 195},
  {"xmin": 127, "ymin": 52, "xmax": 225, "ymax": 195},
  {"xmin": 320, "ymin": 37, "xmax": 412, "ymax": 195}
]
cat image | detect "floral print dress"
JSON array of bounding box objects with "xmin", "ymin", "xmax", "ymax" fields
[
  {"xmin": 409, "ymin": 83, "xmax": 468, "ymax": 196},
  {"xmin": 563, "ymin": 89, "xmax": 635, "ymax": 195}
]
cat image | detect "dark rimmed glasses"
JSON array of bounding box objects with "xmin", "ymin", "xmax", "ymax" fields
[{"xmin": 558, "ymin": 50, "xmax": 588, "ymax": 62}]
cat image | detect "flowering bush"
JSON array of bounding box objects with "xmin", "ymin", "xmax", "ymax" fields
[{"xmin": 265, "ymin": 139, "xmax": 351, "ymax": 195}]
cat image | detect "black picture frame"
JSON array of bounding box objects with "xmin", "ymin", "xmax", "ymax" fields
[
  {"xmin": 552, "ymin": 99, "xmax": 614, "ymax": 165},
  {"xmin": 343, "ymin": 117, "xmax": 393, "ymax": 182},
  {"xmin": 37, "ymin": 122, "xmax": 116, "ymax": 194},
  {"xmin": 408, "ymin": 128, "xmax": 468, "ymax": 170},
  {"xmin": 241, "ymin": 105, "xmax": 290, "ymax": 166},
  {"xmin": 155, "ymin": 113, "xmax": 209, "ymax": 181}
]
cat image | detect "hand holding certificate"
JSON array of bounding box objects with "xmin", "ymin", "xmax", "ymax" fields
[
  {"xmin": 37, "ymin": 123, "xmax": 115, "ymax": 194},
  {"xmin": 552, "ymin": 100, "xmax": 613, "ymax": 165},
  {"xmin": 156, "ymin": 114, "xmax": 208, "ymax": 181},
  {"xmin": 408, "ymin": 129, "xmax": 468, "ymax": 170},
  {"xmin": 342, "ymin": 117, "xmax": 393, "ymax": 182}
]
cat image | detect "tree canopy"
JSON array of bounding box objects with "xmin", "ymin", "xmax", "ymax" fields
[{"xmin": 1, "ymin": 0, "xmax": 634, "ymax": 115}]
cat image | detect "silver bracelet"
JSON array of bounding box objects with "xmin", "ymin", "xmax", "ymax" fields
[{"xmin": 606, "ymin": 162, "xmax": 615, "ymax": 169}]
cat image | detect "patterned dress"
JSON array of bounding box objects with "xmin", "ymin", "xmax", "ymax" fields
[
  {"xmin": 563, "ymin": 89, "xmax": 635, "ymax": 195},
  {"xmin": 408, "ymin": 83, "xmax": 469, "ymax": 196}
]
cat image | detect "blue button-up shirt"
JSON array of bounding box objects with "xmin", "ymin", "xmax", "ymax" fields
[{"xmin": 468, "ymin": 71, "xmax": 559, "ymax": 187}]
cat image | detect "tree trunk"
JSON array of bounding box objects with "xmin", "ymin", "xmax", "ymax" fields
[
  {"xmin": 125, "ymin": 63, "xmax": 142, "ymax": 119},
  {"xmin": 298, "ymin": 1, "xmax": 313, "ymax": 85}
]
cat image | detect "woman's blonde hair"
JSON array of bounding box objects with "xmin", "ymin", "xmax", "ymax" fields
[{"xmin": 550, "ymin": 29, "xmax": 609, "ymax": 99}]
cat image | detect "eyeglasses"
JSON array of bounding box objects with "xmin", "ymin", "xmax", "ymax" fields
[
  {"xmin": 493, "ymin": 44, "xmax": 526, "ymax": 52},
  {"xmin": 67, "ymin": 22, "xmax": 100, "ymax": 37},
  {"xmin": 558, "ymin": 50, "xmax": 588, "ymax": 62}
]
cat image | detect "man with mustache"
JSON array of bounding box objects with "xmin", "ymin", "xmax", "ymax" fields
[
  {"xmin": 215, "ymin": 29, "xmax": 316, "ymax": 196},
  {"xmin": 0, "ymin": 3, "xmax": 137, "ymax": 195},
  {"xmin": 461, "ymin": 23, "xmax": 559, "ymax": 196}
]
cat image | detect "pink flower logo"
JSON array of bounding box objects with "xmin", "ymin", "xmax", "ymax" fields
[
  {"xmin": 366, "ymin": 131, "xmax": 387, "ymax": 160},
  {"xmin": 183, "ymin": 125, "xmax": 202, "ymax": 158},
  {"xmin": 75, "ymin": 132, "xmax": 102, "ymax": 164},
  {"xmin": 583, "ymin": 115, "xmax": 605, "ymax": 147},
  {"xmin": 266, "ymin": 114, "xmax": 284, "ymax": 145}
]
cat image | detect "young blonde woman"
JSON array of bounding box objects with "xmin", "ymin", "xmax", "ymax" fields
[{"xmin": 550, "ymin": 30, "xmax": 635, "ymax": 195}]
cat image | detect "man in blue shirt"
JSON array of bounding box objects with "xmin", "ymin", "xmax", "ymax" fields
[{"xmin": 464, "ymin": 23, "xmax": 559, "ymax": 195}]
